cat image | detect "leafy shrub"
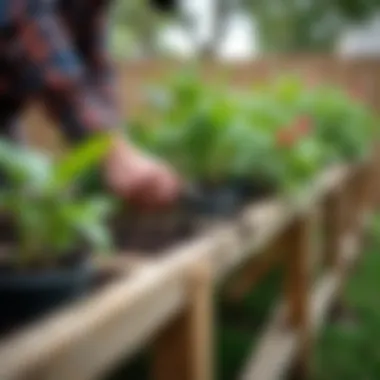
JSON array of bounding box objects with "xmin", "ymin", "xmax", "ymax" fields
[
  {"xmin": 128, "ymin": 70, "xmax": 376, "ymax": 196},
  {"xmin": 306, "ymin": 84, "xmax": 376, "ymax": 163},
  {"xmin": 0, "ymin": 136, "xmax": 115, "ymax": 268}
]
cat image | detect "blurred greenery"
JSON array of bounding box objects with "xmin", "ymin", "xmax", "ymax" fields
[
  {"xmin": 109, "ymin": 0, "xmax": 380, "ymax": 58},
  {"xmin": 314, "ymin": 218, "xmax": 380, "ymax": 380},
  {"xmin": 244, "ymin": 0, "xmax": 380, "ymax": 52},
  {"xmin": 110, "ymin": 0, "xmax": 181, "ymax": 58},
  {"xmin": 0, "ymin": 136, "xmax": 115, "ymax": 267},
  {"xmin": 128, "ymin": 71, "xmax": 376, "ymax": 194}
]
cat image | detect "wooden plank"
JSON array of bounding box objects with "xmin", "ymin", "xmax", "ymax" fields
[
  {"xmin": 283, "ymin": 216, "xmax": 314, "ymax": 380},
  {"xmin": 240, "ymin": 302, "xmax": 297, "ymax": 380},
  {"xmin": 95, "ymin": 255, "xmax": 152, "ymax": 273},
  {"xmin": 152, "ymin": 262, "xmax": 213, "ymax": 380},
  {"xmin": 311, "ymin": 231, "xmax": 362, "ymax": 333},
  {"xmin": 0, "ymin": 164, "xmax": 354, "ymax": 380},
  {"xmin": 0, "ymin": 232, "xmax": 222, "ymax": 380},
  {"xmin": 323, "ymin": 185, "xmax": 347, "ymax": 269},
  {"xmin": 225, "ymin": 238, "xmax": 285, "ymax": 301},
  {"xmin": 240, "ymin": 227, "xmax": 366, "ymax": 380}
]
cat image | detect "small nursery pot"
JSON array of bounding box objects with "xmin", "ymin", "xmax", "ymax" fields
[
  {"xmin": 111, "ymin": 204, "xmax": 199, "ymax": 253},
  {"xmin": 183, "ymin": 184, "xmax": 242, "ymax": 217},
  {"xmin": 0, "ymin": 256, "xmax": 93, "ymax": 332},
  {"xmin": 227, "ymin": 178, "xmax": 276, "ymax": 203},
  {"xmin": 183, "ymin": 178, "xmax": 276, "ymax": 218}
]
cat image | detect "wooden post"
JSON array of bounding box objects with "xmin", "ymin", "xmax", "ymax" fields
[
  {"xmin": 152, "ymin": 262, "xmax": 213, "ymax": 380},
  {"xmin": 225, "ymin": 237, "xmax": 286, "ymax": 302},
  {"xmin": 323, "ymin": 186, "xmax": 346, "ymax": 270},
  {"xmin": 284, "ymin": 214, "xmax": 314, "ymax": 380}
]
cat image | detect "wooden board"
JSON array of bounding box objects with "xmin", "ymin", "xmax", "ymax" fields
[{"xmin": 0, "ymin": 164, "xmax": 360, "ymax": 380}]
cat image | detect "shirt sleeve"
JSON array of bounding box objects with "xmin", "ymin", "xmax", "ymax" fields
[
  {"xmin": 15, "ymin": 1, "xmax": 118, "ymax": 143},
  {"xmin": 76, "ymin": 3, "xmax": 119, "ymax": 127}
]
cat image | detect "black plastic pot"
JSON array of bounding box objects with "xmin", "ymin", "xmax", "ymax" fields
[
  {"xmin": 183, "ymin": 185, "xmax": 242, "ymax": 217},
  {"xmin": 227, "ymin": 178, "xmax": 277, "ymax": 203},
  {"xmin": 182, "ymin": 178, "xmax": 276, "ymax": 218},
  {"xmin": 0, "ymin": 258, "xmax": 93, "ymax": 333}
]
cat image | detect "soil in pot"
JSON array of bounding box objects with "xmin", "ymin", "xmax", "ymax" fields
[
  {"xmin": 112, "ymin": 203, "xmax": 201, "ymax": 254},
  {"xmin": 0, "ymin": 252, "xmax": 94, "ymax": 334},
  {"xmin": 111, "ymin": 178, "xmax": 276, "ymax": 254}
]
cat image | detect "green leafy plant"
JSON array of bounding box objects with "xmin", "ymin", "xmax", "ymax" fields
[
  {"xmin": 0, "ymin": 136, "xmax": 115, "ymax": 268},
  {"xmin": 306, "ymin": 85, "xmax": 376, "ymax": 163},
  {"xmin": 128, "ymin": 71, "xmax": 376, "ymax": 200}
]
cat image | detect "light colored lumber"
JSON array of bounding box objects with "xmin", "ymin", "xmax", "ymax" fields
[
  {"xmin": 225, "ymin": 237, "xmax": 286, "ymax": 301},
  {"xmin": 240, "ymin": 302, "xmax": 297, "ymax": 380},
  {"xmin": 0, "ymin": 164, "xmax": 356, "ymax": 380},
  {"xmin": 323, "ymin": 185, "xmax": 347, "ymax": 269},
  {"xmin": 283, "ymin": 216, "xmax": 314, "ymax": 379},
  {"xmin": 311, "ymin": 231, "xmax": 361, "ymax": 333},
  {"xmin": 240, "ymin": 229, "xmax": 364, "ymax": 380},
  {"xmin": 95, "ymin": 255, "xmax": 152, "ymax": 273},
  {"xmin": 152, "ymin": 262, "xmax": 213, "ymax": 380},
  {"xmin": 0, "ymin": 236, "xmax": 218, "ymax": 380}
]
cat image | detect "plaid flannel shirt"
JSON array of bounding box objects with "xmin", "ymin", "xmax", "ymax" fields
[{"xmin": 0, "ymin": 0, "xmax": 118, "ymax": 142}]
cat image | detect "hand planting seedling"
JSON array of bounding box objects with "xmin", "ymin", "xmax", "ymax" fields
[{"xmin": 111, "ymin": 70, "xmax": 377, "ymax": 253}]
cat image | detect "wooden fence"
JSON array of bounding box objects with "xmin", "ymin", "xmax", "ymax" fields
[{"xmin": 0, "ymin": 57, "xmax": 379, "ymax": 380}]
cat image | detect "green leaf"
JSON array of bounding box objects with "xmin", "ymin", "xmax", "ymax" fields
[
  {"xmin": 50, "ymin": 134, "xmax": 113, "ymax": 191},
  {"xmin": 0, "ymin": 140, "xmax": 51, "ymax": 188}
]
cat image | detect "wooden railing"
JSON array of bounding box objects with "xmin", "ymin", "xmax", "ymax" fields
[
  {"xmin": 0, "ymin": 57, "xmax": 379, "ymax": 380},
  {"xmin": 0, "ymin": 158, "xmax": 375, "ymax": 380}
]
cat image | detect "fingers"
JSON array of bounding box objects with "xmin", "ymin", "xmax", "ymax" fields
[
  {"xmin": 127, "ymin": 165, "xmax": 181, "ymax": 210},
  {"xmin": 104, "ymin": 141, "xmax": 182, "ymax": 210}
]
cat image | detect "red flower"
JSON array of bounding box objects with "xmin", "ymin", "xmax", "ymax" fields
[
  {"xmin": 294, "ymin": 116, "xmax": 312, "ymax": 135},
  {"xmin": 276, "ymin": 128, "xmax": 296, "ymax": 147}
]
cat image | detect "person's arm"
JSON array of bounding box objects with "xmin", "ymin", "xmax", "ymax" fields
[
  {"xmin": 15, "ymin": 1, "xmax": 117, "ymax": 142},
  {"xmin": 76, "ymin": 2, "xmax": 118, "ymax": 119}
]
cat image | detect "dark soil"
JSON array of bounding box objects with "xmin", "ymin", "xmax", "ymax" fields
[
  {"xmin": 111, "ymin": 206, "xmax": 201, "ymax": 254},
  {"xmin": 111, "ymin": 179, "xmax": 276, "ymax": 254}
]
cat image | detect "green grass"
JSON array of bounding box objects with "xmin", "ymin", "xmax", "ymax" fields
[{"xmin": 314, "ymin": 237, "xmax": 380, "ymax": 380}]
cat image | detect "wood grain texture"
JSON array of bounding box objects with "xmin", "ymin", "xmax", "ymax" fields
[{"xmin": 0, "ymin": 164, "xmax": 366, "ymax": 380}]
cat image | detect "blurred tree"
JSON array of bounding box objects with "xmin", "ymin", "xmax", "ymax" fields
[
  {"xmin": 110, "ymin": 0, "xmax": 157, "ymax": 57},
  {"xmin": 243, "ymin": 0, "xmax": 380, "ymax": 53},
  {"xmin": 110, "ymin": 0, "xmax": 180, "ymax": 58},
  {"xmin": 149, "ymin": 0, "xmax": 178, "ymax": 13},
  {"xmin": 200, "ymin": 0, "xmax": 233, "ymax": 58}
]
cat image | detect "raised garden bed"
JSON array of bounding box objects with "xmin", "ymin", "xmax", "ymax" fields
[
  {"xmin": 0, "ymin": 70, "xmax": 377, "ymax": 379},
  {"xmin": 0, "ymin": 159, "xmax": 373, "ymax": 380}
]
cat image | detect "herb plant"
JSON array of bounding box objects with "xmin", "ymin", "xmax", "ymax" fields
[{"xmin": 0, "ymin": 136, "xmax": 115, "ymax": 268}]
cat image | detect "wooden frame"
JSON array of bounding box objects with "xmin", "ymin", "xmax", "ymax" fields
[
  {"xmin": 2, "ymin": 57, "xmax": 379, "ymax": 380},
  {"xmin": 0, "ymin": 159, "xmax": 373, "ymax": 380}
]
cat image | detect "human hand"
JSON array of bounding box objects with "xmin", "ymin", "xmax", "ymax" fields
[{"xmin": 104, "ymin": 136, "xmax": 181, "ymax": 208}]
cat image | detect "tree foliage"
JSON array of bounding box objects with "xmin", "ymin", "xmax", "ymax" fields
[{"xmin": 243, "ymin": 0, "xmax": 380, "ymax": 52}]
